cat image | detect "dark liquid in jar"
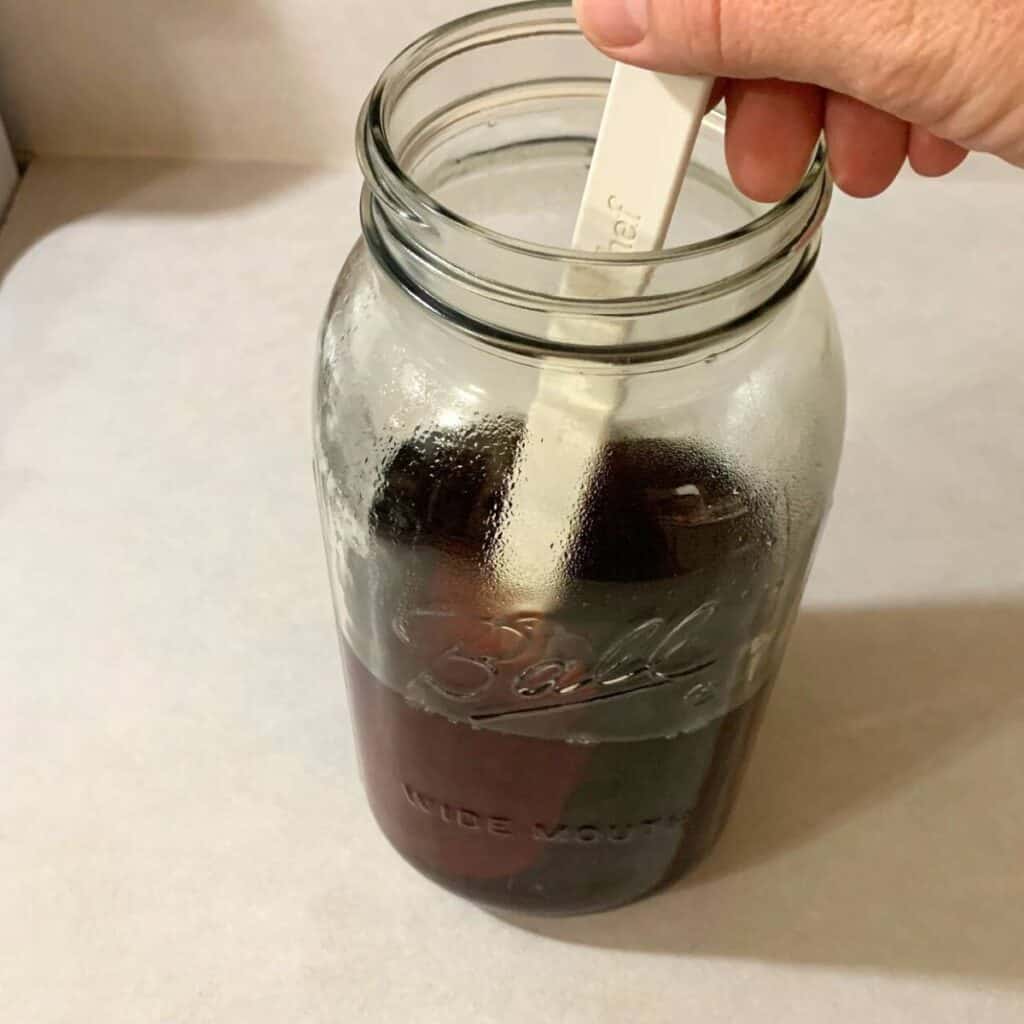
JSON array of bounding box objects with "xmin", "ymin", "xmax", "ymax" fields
[
  {"xmin": 340, "ymin": 427, "xmax": 792, "ymax": 914},
  {"xmin": 345, "ymin": 642, "xmax": 769, "ymax": 914}
]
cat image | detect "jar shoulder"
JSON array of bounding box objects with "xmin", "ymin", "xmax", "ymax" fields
[{"xmin": 317, "ymin": 249, "xmax": 846, "ymax": 485}]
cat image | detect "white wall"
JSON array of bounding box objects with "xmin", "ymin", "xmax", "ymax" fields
[{"xmin": 0, "ymin": 0, "xmax": 490, "ymax": 165}]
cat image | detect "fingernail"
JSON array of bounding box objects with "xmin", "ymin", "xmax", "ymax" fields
[{"xmin": 574, "ymin": 0, "xmax": 649, "ymax": 48}]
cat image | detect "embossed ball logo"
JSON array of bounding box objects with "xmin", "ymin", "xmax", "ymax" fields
[{"xmin": 392, "ymin": 601, "xmax": 720, "ymax": 723}]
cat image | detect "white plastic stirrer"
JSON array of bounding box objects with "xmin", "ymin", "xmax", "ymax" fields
[{"xmin": 492, "ymin": 64, "xmax": 713, "ymax": 609}]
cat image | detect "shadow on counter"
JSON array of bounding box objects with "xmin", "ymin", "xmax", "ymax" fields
[{"xmin": 499, "ymin": 601, "xmax": 1024, "ymax": 988}]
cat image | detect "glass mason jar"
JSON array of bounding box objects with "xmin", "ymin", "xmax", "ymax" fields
[{"xmin": 314, "ymin": 2, "xmax": 845, "ymax": 915}]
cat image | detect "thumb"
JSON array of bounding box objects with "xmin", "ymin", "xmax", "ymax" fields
[{"xmin": 572, "ymin": 0, "xmax": 1024, "ymax": 162}]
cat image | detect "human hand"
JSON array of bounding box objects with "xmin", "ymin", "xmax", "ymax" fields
[{"xmin": 573, "ymin": 0, "xmax": 1024, "ymax": 199}]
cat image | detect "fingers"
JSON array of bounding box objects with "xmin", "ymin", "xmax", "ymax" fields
[
  {"xmin": 724, "ymin": 80, "xmax": 824, "ymax": 202},
  {"xmin": 572, "ymin": 0, "xmax": 934, "ymax": 101},
  {"xmin": 718, "ymin": 86, "xmax": 961, "ymax": 200},
  {"xmin": 572, "ymin": 0, "xmax": 649, "ymax": 49},
  {"xmin": 908, "ymin": 126, "xmax": 969, "ymax": 177},
  {"xmin": 825, "ymin": 93, "xmax": 909, "ymax": 197},
  {"xmin": 723, "ymin": 88, "xmax": 964, "ymax": 200},
  {"xmin": 572, "ymin": 0, "xmax": 1001, "ymax": 143},
  {"xmin": 573, "ymin": 0, "xmax": 994, "ymax": 198}
]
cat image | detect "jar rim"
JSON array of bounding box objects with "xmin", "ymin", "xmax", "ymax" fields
[{"xmin": 359, "ymin": 0, "xmax": 829, "ymax": 270}]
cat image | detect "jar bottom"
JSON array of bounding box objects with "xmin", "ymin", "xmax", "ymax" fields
[{"xmin": 343, "ymin": 642, "xmax": 770, "ymax": 915}]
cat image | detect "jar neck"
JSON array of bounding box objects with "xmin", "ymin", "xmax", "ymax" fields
[{"xmin": 358, "ymin": 2, "xmax": 831, "ymax": 361}]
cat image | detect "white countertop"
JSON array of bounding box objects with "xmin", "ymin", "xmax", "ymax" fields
[{"xmin": 2, "ymin": 155, "xmax": 1023, "ymax": 1022}]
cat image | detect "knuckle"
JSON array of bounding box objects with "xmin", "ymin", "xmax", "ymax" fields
[{"xmin": 652, "ymin": 0, "xmax": 729, "ymax": 68}]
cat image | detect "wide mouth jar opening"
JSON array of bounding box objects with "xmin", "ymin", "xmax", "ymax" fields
[{"xmin": 358, "ymin": 1, "xmax": 831, "ymax": 358}]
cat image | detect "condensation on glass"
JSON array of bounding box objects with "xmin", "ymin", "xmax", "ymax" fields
[{"xmin": 314, "ymin": 3, "xmax": 846, "ymax": 915}]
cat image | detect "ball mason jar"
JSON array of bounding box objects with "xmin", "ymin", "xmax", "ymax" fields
[{"xmin": 314, "ymin": 2, "xmax": 845, "ymax": 915}]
